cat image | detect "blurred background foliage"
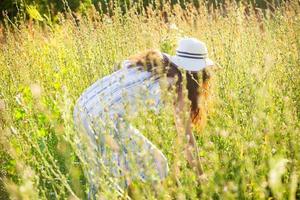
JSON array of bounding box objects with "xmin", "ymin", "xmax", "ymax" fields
[{"xmin": 0, "ymin": 0, "xmax": 285, "ymax": 22}]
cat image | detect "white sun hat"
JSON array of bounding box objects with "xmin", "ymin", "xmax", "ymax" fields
[{"xmin": 169, "ymin": 38, "xmax": 214, "ymax": 72}]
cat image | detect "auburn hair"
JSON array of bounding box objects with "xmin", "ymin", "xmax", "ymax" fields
[{"xmin": 128, "ymin": 50, "xmax": 213, "ymax": 130}]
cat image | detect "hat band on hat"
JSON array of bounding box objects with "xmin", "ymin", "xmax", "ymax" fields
[{"xmin": 176, "ymin": 50, "xmax": 207, "ymax": 59}]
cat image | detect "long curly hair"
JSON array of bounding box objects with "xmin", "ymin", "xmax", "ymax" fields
[{"xmin": 128, "ymin": 50, "xmax": 213, "ymax": 130}]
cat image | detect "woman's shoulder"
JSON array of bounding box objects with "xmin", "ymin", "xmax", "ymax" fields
[
  {"xmin": 121, "ymin": 60, "xmax": 132, "ymax": 68},
  {"xmin": 79, "ymin": 61, "xmax": 152, "ymax": 97}
]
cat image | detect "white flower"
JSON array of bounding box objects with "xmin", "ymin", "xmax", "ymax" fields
[
  {"xmin": 169, "ymin": 23, "xmax": 178, "ymax": 30},
  {"xmin": 268, "ymin": 158, "xmax": 289, "ymax": 199},
  {"xmin": 30, "ymin": 84, "xmax": 42, "ymax": 98}
]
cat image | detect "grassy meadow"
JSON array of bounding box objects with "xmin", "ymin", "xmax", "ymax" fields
[{"xmin": 0, "ymin": 1, "xmax": 300, "ymax": 199}]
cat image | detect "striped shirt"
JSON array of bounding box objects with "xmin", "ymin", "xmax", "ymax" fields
[
  {"xmin": 73, "ymin": 60, "xmax": 169, "ymax": 186},
  {"xmin": 75, "ymin": 61, "xmax": 161, "ymax": 120}
]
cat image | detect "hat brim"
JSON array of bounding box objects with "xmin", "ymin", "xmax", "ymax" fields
[{"xmin": 169, "ymin": 55, "xmax": 214, "ymax": 72}]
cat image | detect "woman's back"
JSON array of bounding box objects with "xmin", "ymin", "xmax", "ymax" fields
[
  {"xmin": 74, "ymin": 60, "xmax": 161, "ymax": 122},
  {"xmin": 73, "ymin": 59, "xmax": 169, "ymax": 188}
]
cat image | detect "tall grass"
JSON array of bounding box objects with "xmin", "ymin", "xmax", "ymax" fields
[{"xmin": 0, "ymin": 1, "xmax": 299, "ymax": 199}]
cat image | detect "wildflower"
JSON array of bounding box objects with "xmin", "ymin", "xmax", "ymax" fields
[
  {"xmin": 268, "ymin": 158, "xmax": 289, "ymax": 199},
  {"xmin": 264, "ymin": 54, "xmax": 274, "ymax": 67},
  {"xmin": 30, "ymin": 84, "xmax": 42, "ymax": 98},
  {"xmin": 0, "ymin": 99, "xmax": 5, "ymax": 112},
  {"xmin": 169, "ymin": 23, "xmax": 178, "ymax": 30},
  {"xmin": 53, "ymin": 65, "xmax": 60, "ymax": 73},
  {"xmin": 220, "ymin": 130, "xmax": 229, "ymax": 137}
]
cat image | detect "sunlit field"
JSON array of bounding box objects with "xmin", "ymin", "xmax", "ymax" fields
[{"xmin": 0, "ymin": 1, "xmax": 299, "ymax": 199}]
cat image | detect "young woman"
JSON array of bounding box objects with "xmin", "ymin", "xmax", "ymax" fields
[{"xmin": 73, "ymin": 38, "xmax": 214, "ymax": 195}]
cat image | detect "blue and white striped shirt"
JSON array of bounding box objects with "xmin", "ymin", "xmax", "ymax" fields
[
  {"xmin": 75, "ymin": 60, "xmax": 161, "ymax": 120},
  {"xmin": 73, "ymin": 59, "xmax": 169, "ymax": 185}
]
